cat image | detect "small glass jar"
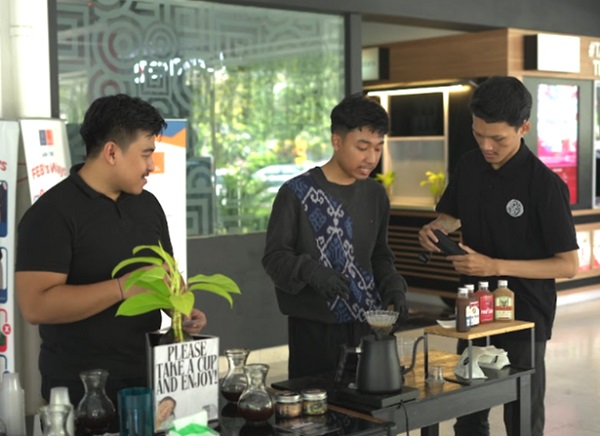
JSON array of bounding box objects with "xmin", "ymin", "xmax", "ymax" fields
[
  {"xmin": 274, "ymin": 391, "xmax": 302, "ymax": 419},
  {"xmin": 301, "ymin": 389, "xmax": 327, "ymax": 416}
]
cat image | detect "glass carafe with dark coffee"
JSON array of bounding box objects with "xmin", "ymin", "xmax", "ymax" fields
[
  {"xmin": 237, "ymin": 364, "xmax": 273, "ymax": 423},
  {"xmin": 221, "ymin": 348, "xmax": 250, "ymax": 402},
  {"xmin": 75, "ymin": 369, "xmax": 115, "ymax": 435}
]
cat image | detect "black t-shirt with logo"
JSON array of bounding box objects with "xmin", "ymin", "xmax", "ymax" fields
[
  {"xmin": 436, "ymin": 141, "xmax": 578, "ymax": 341},
  {"xmin": 16, "ymin": 164, "xmax": 170, "ymax": 380}
]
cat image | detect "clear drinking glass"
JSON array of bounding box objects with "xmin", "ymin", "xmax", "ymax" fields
[
  {"xmin": 40, "ymin": 404, "xmax": 71, "ymax": 436},
  {"xmin": 221, "ymin": 349, "xmax": 250, "ymax": 402},
  {"xmin": 397, "ymin": 337, "xmax": 416, "ymax": 368}
]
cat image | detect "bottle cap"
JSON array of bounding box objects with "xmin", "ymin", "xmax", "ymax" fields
[
  {"xmin": 498, "ymin": 280, "xmax": 508, "ymax": 287},
  {"xmin": 301, "ymin": 388, "xmax": 327, "ymax": 401},
  {"xmin": 457, "ymin": 287, "xmax": 469, "ymax": 297},
  {"xmin": 478, "ymin": 281, "xmax": 489, "ymax": 288},
  {"xmin": 275, "ymin": 391, "xmax": 302, "ymax": 403},
  {"xmin": 465, "ymin": 284, "xmax": 475, "ymax": 291}
]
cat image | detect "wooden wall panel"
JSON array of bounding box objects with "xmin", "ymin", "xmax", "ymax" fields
[
  {"xmin": 365, "ymin": 28, "xmax": 600, "ymax": 88},
  {"xmin": 366, "ymin": 29, "xmax": 510, "ymax": 87}
]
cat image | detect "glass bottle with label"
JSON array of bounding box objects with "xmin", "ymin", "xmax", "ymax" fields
[
  {"xmin": 475, "ymin": 281, "xmax": 494, "ymax": 324},
  {"xmin": 456, "ymin": 287, "xmax": 471, "ymax": 332},
  {"xmin": 465, "ymin": 284, "xmax": 479, "ymax": 326},
  {"xmin": 493, "ymin": 280, "xmax": 514, "ymax": 321}
]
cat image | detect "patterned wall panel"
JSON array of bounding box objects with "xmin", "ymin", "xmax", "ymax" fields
[
  {"xmin": 56, "ymin": 0, "xmax": 344, "ymax": 235},
  {"xmin": 186, "ymin": 157, "xmax": 214, "ymax": 235}
]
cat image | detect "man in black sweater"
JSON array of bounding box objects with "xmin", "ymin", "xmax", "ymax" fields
[{"xmin": 263, "ymin": 94, "xmax": 409, "ymax": 378}]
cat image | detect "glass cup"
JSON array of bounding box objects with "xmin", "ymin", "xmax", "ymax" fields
[
  {"xmin": 118, "ymin": 387, "xmax": 154, "ymax": 436},
  {"xmin": 396, "ymin": 337, "xmax": 415, "ymax": 369},
  {"xmin": 39, "ymin": 404, "xmax": 71, "ymax": 436},
  {"xmin": 426, "ymin": 365, "xmax": 445, "ymax": 385},
  {"xmin": 49, "ymin": 387, "xmax": 75, "ymax": 436}
]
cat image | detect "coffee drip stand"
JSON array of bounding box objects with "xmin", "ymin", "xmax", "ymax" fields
[{"xmin": 332, "ymin": 310, "xmax": 426, "ymax": 408}]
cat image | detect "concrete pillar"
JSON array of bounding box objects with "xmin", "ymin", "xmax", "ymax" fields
[
  {"xmin": 0, "ymin": 0, "xmax": 12, "ymax": 117},
  {"xmin": 4, "ymin": 0, "xmax": 53, "ymax": 415},
  {"xmin": 8, "ymin": 0, "xmax": 52, "ymax": 118}
]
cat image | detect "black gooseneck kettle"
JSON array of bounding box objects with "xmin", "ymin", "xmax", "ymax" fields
[
  {"xmin": 335, "ymin": 310, "xmax": 425, "ymax": 394},
  {"xmin": 355, "ymin": 333, "xmax": 426, "ymax": 393}
]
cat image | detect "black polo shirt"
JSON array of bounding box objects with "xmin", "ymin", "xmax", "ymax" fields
[
  {"xmin": 436, "ymin": 141, "xmax": 578, "ymax": 340},
  {"xmin": 16, "ymin": 163, "xmax": 171, "ymax": 379}
]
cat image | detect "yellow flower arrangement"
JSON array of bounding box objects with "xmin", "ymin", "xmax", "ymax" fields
[
  {"xmin": 374, "ymin": 171, "xmax": 395, "ymax": 196},
  {"xmin": 419, "ymin": 171, "xmax": 446, "ymax": 203}
]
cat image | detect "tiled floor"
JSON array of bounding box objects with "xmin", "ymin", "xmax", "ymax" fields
[{"xmin": 256, "ymin": 294, "xmax": 600, "ymax": 436}]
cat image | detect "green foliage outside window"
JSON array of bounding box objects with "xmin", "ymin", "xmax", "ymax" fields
[
  {"xmin": 190, "ymin": 56, "xmax": 342, "ymax": 233},
  {"xmin": 55, "ymin": 0, "xmax": 344, "ymax": 235}
]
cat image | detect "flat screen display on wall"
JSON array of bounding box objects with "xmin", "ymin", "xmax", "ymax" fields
[{"xmin": 536, "ymin": 83, "xmax": 579, "ymax": 204}]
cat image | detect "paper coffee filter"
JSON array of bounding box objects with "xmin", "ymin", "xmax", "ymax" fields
[{"xmin": 364, "ymin": 310, "xmax": 399, "ymax": 336}]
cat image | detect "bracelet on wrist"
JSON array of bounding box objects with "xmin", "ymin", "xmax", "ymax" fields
[{"xmin": 116, "ymin": 278, "xmax": 124, "ymax": 301}]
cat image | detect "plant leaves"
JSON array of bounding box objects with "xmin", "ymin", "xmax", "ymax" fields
[
  {"xmin": 188, "ymin": 274, "xmax": 241, "ymax": 294},
  {"xmin": 170, "ymin": 293, "xmax": 195, "ymax": 316},
  {"xmin": 133, "ymin": 244, "xmax": 178, "ymax": 272},
  {"xmin": 112, "ymin": 256, "xmax": 164, "ymax": 277},
  {"xmin": 132, "ymin": 243, "xmax": 168, "ymax": 259},
  {"xmin": 374, "ymin": 171, "xmax": 394, "ymax": 188},
  {"xmin": 121, "ymin": 267, "xmax": 170, "ymax": 296},
  {"xmin": 124, "ymin": 267, "xmax": 164, "ymax": 286},
  {"xmin": 188, "ymin": 284, "xmax": 234, "ymax": 307},
  {"xmin": 113, "ymin": 243, "xmax": 241, "ymax": 320},
  {"xmin": 116, "ymin": 292, "xmax": 172, "ymax": 316},
  {"xmin": 134, "ymin": 277, "xmax": 171, "ymax": 297}
]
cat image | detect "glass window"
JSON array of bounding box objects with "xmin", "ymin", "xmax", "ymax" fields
[
  {"xmin": 386, "ymin": 137, "xmax": 445, "ymax": 206},
  {"xmin": 55, "ymin": 0, "xmax": 344, "ymax": 235}
]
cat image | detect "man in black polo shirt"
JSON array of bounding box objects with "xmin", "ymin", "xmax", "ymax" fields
[
  {"xmin": 418, "ymin": 76, "xmax": 579, "ymax": 436},
  {"xmin": 15, "ymin": 94, "xmax": 207, "ymax": 429}
]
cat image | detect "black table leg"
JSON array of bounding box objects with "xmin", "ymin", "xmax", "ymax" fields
[{"xmin": 512, "ymin": 372, "xmax": 532, "ymax": 436}]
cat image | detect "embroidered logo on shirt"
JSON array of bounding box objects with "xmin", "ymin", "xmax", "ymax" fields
[{"xmin": 506, "ymin": 199, "xmax": 524, "ymax": 218}]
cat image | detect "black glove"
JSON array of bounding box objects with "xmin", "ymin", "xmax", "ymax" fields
[
  {"xmin": 309, "ymin": 266, "xmax": 350, "ymax": 301},
  {"xmin": 381, "ymin": 277, "xmax": 409, "ymax": 321}
]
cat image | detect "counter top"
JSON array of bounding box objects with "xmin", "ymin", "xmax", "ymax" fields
[{"xmin": 424, "ymin": 320, "xmax": 535, "ymax": 340}]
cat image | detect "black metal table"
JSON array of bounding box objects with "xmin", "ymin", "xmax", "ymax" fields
[
  {"xmin": 216, "ymin": 394, "xmax": 396, "ymax": 436},
  {"xmin": 272, "ymin": 349, "xmax": 533, "ymax": 436},
  {"xmin": 368, "ymin": 354, "xmax": 533, "ymax": 435}
]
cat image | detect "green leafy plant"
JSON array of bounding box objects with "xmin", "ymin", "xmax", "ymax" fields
[
  {"xmin": 419, "ymin": 171, "xmax": 446, "ymax": 203},
  {"xmin": 112, "ymin": 242, "xmax": 241, "ymax": 343},
  {"xmin": 374, "ymin": 171, "xmax": 395, "ymax": 196}
]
